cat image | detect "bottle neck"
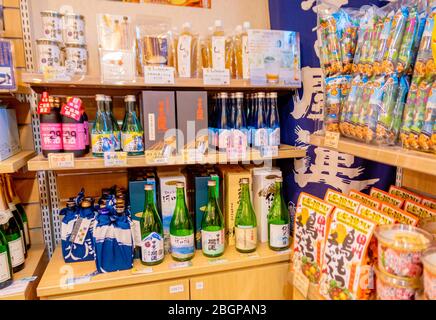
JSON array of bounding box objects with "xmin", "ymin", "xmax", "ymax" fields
[
  {"xmin": 208, "ymin": 185, "xmax": 218, "ymax": 204},
  {"xmin": 125, "ymin": 101, "xmax": 136, "ymax": 114},
  {"xmin": 274, "ymin": 182, "xmax": 282, "ymax": 202},
  {"xmin": 240, "ymin": 184, "xmax": 250, "ymax": 203},
  {"xmin": 97, "ymin": 101, "xmax": 106, "ymax": 113},
  {"xmin": 175, "ymin": 188, "xmax": 186, "ymax": 213},
  {"xmin": 144, "ymin": 189, "xmax": 155, "ymax": 211}
]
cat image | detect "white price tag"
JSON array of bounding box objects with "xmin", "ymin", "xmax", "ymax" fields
[
  {"xmin": 131, "ymin": 267, "xmax": 153, "ymax": 275},
  {"xmin": 324, "ymin": 132, "xmax": 340, "ymax": 149},
  {"xmin": 65, "ymin": 275, "xmax": 92, "ymax": 286},
  {"xmin": 187, "ymin": 149, "xmax": 205, "ymax": 163},
  {"xmin": 144, "ymin": 66, "xmax": 175, "ymax": 85},
  {"xmin": 48, "ymin": 153, "xmax": 75, "ymax": 169},
  {"xmin": 203, "ymin": 68, "xmax": 230, "ymax": 85},
  {"xmin": 104, "ymin": 152, "xmax": 128, "ymax": 167},
  {"xmin": 293, "ymin": 270, "xmax": 310, "ymax": 299},
  {"xmin": 208, "ymin": 258, "xmax": 228, "ymax": 265},
  {"xmin": 169, "ymin": 261, "xmax": 192, "ymax": 269},
  {"xmin": 260, "ymin": 146, "xmax": 279, "ymax": 158},
  {"xmin": 169, "ymin": 284, "xmax": 184, "ymax": 294},
  {"xmin": 195, "ymin": 282, "xmax": 204, "ymax": 290},
  {"xmin": 240, "ymin": 252, "xmax": 259, "ymax": 259},
  {"xmin": 43, "ymin": 66, "xmax": 72, "ymax": 82}
]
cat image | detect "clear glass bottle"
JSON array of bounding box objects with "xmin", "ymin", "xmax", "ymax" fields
[
  {"xmin": 268, "ymin": 177, "xmax": 290, "ymax": 251},
  {"xmin": 235, "ymin": 178, "xmax": 257, "ymax": 253},
  {"xmin": 267, "ymin": 92, "xmax": 280, "ymax": 147},
  {"xmin": 177, "ymin": 22, "xmax": 198, "ymax": 78},
  {"xmin": 92, "ymin": 95, "xmax": 115, "ymax": 157},
  {"xmin": 104, "ymin": 95, "xmax": 121, "ymax": 151},
  {"xmin": 121, "ymin": 95, "xmax": 144, "ymax": 156}
]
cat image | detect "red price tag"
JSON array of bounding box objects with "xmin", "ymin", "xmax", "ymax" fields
[
  {"xmin": 37, "ymin": 92, "xmax": 51, "ymax": 114},
  {"xmin": 61, "ymin": 97, "xmax": 83, "ymax": 121}
]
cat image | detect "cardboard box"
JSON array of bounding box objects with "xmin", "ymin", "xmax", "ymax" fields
[
  {"xmin": 142, "ymin": 91, "xmax": 177, "ymax": 160},
  {"xmin": 252, "ymin": 168, "xmax": 282, "ymax": 243},
  {"xmin": 176, "ymin": 91, "xmax": 208, "ymax": 158},
  {"xmin": 0, "ymin": 108, "xmax": 21, "ymax": 161},
  {"xmin": 158, "ymin": 171, "xmax": 186, "ymax": 253}
]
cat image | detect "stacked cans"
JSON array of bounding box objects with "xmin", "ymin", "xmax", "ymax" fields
[{"xmin": 37, "ymin": 10, "xmax": 87, "ymax": 75}]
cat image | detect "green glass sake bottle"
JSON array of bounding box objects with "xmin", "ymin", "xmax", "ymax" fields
[
  {"xmin": 0, "ymin": 181, "xmax": 24, "ymax": 273},
  {"xmin": 235, "ymin": 178, "xmax": 257, "ymax": 253},
  {"xmin": 201, "ymin": 180, "xmax": 225, "ymax": 258},
  {"xmin": 104, "ymin": 95, "xmax": 121, "ymax": 151},
  {"xmin": 170, "ymin": 182, "xmax": 195, "ymax": 262},
  {"xmin": 140, "ymin": 185, "xmax": 164, "ymax": 266},
  {"xmin": 121, "ymin": 95, "xmax": 144, "ymax": 156},
  {"xmin": 92, "ymin": 95, "xmax": 114, "ymax": 157},
  {"xmin": 268, "ymin": 177, "xmax": 290, "ymax": 251},
  {"xmin": 0, "ymin": 229, "xmax": 13, "ymax": 289}
]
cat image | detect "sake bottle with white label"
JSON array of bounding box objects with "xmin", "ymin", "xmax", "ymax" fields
[
  {"xmin": 170, "ymin": 183, "xmax": 195, "ymax": 262},
  {"xmin": 0, "ymin": 180, "xmax": 25, "ymax": 273},
  {"xmin": 0, "ymin": 229, "xmax": 13, "ymax": 289},
  {"xmin": 235, "ymin": 178, "xmax": 257, "ymax": 253},
  {"xmin": 268, "ymin": 177, "xmax": 290, "ymax": 251},
  {"xmin": 121, "ymin": 95, "xmax": 144, "ymax": 156},
  {"xmin": 140, "ymin": 185, "xmax": 164, "ymax": 266},
  {"xmin": 201, "ymin": 180, "xmax": 225, "ymax": 258}
]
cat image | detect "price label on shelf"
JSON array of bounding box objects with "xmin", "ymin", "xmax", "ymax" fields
[
  {"xmin": 131, "ymin": 267, "xmax": 153, "ymax": 275},
  {"xmin": 144, "ymin": 66, "xmax": 175, "ymax": 85},
  {"xmin": 260, "ymin": 146, "xmax": 279, "ymax": 158},
  {"xmin": 43, "ymin": 66, "xmax": 72, "ymax": 82},
  {"xmin": 48, "ymin": 153, "xmax": 75, "ymax": 169},
  {"xmin": 203, "ymin": 68, "xmax": 230, "ymax": 85},
  {"xmin": 324, "ymin": 132, "xmax": 340, "ymax": 149},
  {"xmin": 293, "ymin": 270, "xmax": 310, "ymax": 299},
  {"xmin": 169, "ymin": 261, "xmax": 192, "ymax": 270},
  {"xmin": 104, "ymin": 152, "xmax": 128, "ymax": 167},
  {"xmin": 187, "ymin": 149, "xmax": 205, "ymax": 163}
]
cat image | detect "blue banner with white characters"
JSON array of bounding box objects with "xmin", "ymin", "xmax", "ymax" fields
[{"xmin": 270, "ymin": 0, "xmax": 397, "ymax": 207}]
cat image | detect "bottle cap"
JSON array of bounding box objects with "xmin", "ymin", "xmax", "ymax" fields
[
  {"xmin": 275, "ymin": 177, "xmax": 283, "ymax": 183},
  {"xmin": 81, "ymin": 200, "xmax": 92, "ymax": 208},
  {"xmin": 243, "ymin": 21, "xmax": 251, "ymax": 29},
  {"xmin": 208, "ymin": 180, "xmax": 217, "ymax": 187},
  {"xmin": 235, "ymin": 25, "xmax": 242, "ymax": 33},
  {"xmin": 104, "ymin": 95, "xmax": 112, "ymax": 102},
  {"xmin": 220, "ymin": 92, "xmax": 228, "ymax": 98},
  {"xmin": 230, "ymin": 92, "xmax": 236, "ymax": 98},
  {"xmin": 258, "ymin": 92, "xmax": 266, "ymax": 98},
  {"xmin": 236, "ymin": 92, "xmax": 244, "ymax": 99},
  {"xmin": 270, "ymin": 92, "xmax": 278, "ymax": 98},
  {"xmin": 125, "ymin": 95, "xmax": 136, "ymax": 102},
  {"xmin": 95, "ymin": 94, "xmax": 106, "ymax": 101},
  {"xmin": 214, "ymin": 20, "xmax": 223, "ymax": 28},
  {"xmin": 176, "ymin": 182, "xmax": 185, "ymax": 188},
  {"xmin": 240, "ymin": 178, "xmax": 249, "ymax": 184},
  {"xmin": 115, "ymin": 206, "xmax": 125, "ymax": 213},
  {"xmin": 144, "ymin": 184, "xmax": 153, "ymax": 191},
  {"xmin": 266, "ymin": 92, "xmax": 271, "ymax": 98},
  {"xmin": 182, "ymin": 22, "xmax": 192, "ymax": 29}
]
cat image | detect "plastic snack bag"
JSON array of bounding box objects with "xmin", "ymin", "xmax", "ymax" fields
[
  {"xmin": 413, "ymin": 10, "xmax": 435, "ymax": 78},
  {"xmin": 365, "ymin": 13, "xmax": 384, "ymax": 77},
  {"xmin": 324, "ymin": 75, "xmax": 343, "ymax": 132},
  {"xmin": 418, "ymin": 81, "xmax": 436, "ymax": 152},
  {"xmin": 136, "ymin": 20, "xmax": 171, "ymax": 69},
  {"xmin": 409, "ymin": 13, "xmax": 428, "ymax": 74},
  {"xmin": 319, "ymin": 12, "xmax": 343, "ymax": 77},
  {"xmin": 340, "ymin": 74, "xmax": 361, "ymax": 137},
  {"xmin": 400, "ymin": 77, "xmax": 422, "ymax": 148},
  {"xmin": 397, "ymin": 6, "xmax": 419, "ymax": 74},
  {"xmin": 374, "ymin": 12, "xmax": 394, "ymax": 76},
  {"xmin": 358, "ymin": 8, "xmax": 377, "ymax": 75},
  {"xmin": 349, "ymin": 76, "xmax": 368, "ymax": 140},
  {"xmin": 365, "ymin": 76, "xmax": 386, "ymax": 144},
  {"xmin": 389, "ymin": 75, "xmax": 410, "ymax": 146},
  {"xmin": 382, "ymin": 6, "xmax": 409, "ymax": 75},
  {"xmin": 340, "ymin": 10, "xmax": 359, "ymax": 74}
]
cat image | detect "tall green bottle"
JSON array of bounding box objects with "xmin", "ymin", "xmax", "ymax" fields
[
  {"xmin": 201, "ymin": 180, "xmax": 225, "ymax": 258},
  {"xmin": 268, "ymin": 177, "xmax": 290, "ymax": 251},
  {"xmin": 92, "ymin": 95, "xmax": 115, "ymax": 157},
  {"xmin": 235, "ymin": 178, "xmax": 257, "ymax": 253},
  {"xmin": 140, "ymin": 185, "xmax": 164, "ymax": 266},
  {"xmin": 0, "ymin": 229, "xmax": 13, "ymax": 289},
  {"xmin": 170, "ymin": 183, "xmax": 195, "ymax": 261},
  {"xmin": 121, "ymin": 95, "xmax": 144, "ymax": 156},
  {"xmin": 104, "ymin": 95, "xmax": 121, "ymax": 151},
  {"xmin": 0, "ymin": 181, "xmax": 24, "ymax": 273}
]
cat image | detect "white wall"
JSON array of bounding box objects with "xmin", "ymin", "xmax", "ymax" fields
[{"xmin": 29, "ymin": 0, "xmax": 271, "ymax": 76}]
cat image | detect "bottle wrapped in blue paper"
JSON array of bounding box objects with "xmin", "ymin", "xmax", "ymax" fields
[
  {"xmin": 93, "ymin": 207, "xmax": 134, "ymax": 273},
  {"xmin": 61, "ymin": 191, "xmax": 96, "ymax": 263}
]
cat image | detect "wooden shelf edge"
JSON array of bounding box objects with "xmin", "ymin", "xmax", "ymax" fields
[
  {"xmin": 309, "ymin": 134, "xmax": 436, "ymax": 176},
  {"xmin": 27, "ymin": 146, "xmax": 306, "ymax": 172},
  {"xmin": 0, "ymin": 150, "xmax": 36, "ymax": 173}
]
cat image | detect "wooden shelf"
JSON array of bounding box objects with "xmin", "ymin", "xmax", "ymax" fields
[
  {"xmin": 37, "ymin": 243, "xmax": 291, "ymax": 299},
  {"xmin": 310, "ymin": 135, "xmax": 436, "ymax": 176},
  {"xmin": 27, "ymin": 145, "xmax": 305, "ymax": 172},
  {"xmin": 0, "ymin": 150, "xmax": 36, "ymax": 173},
  {"xmin": 0, "ymin": 245, "xmax": 48, "ymax": 300},
  {"xmin": 22, "ymin": 73, "xmax": 300, "ymax": 95}
]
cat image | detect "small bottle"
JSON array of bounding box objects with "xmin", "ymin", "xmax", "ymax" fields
[
  {"xmin": 241, "ymin": 21, "xmax": 251, "ymax": 79},
  {"xmin": 268, "ymin": 177, "xmax": 290, "ymax": 251},
  {"xmin": 216, "ymin": 92, "xmax": 230, "ymax": 152},
  {"xmin": 169, "ymin": 183, "xmax": 195, "ymax": 262},
  {"xmin": 0, "ymin": 229, "xmax": 12, "ymax": 289},
  {"xmin": 92, "ymin": 95, "xmax": 115, "ymax": 157},
  {"xmin": 211, "ymin": 20, "xmax": 226, "ymax": 70},
  {"xmin": 252, "ymin": 92, "xmax": 268, "ymax": 149},
  {"xmin": 247, "ymin": 93, "xmax": 257, "ymax": 147},
  {"xmin": 40, "ymin": 97, "xmax": 63, "ymax": 157},
  {"xmin": 208, "ymin": 93, "xmax": 217, "ymax": 149},
  {"xmin": 267, "ymin": 92, "xmax": 280, "ymax": 147},
  {"xmin": 82, "ymin": 110, "xmax": 90, "ymax": 154},
  {"xmin": 201, "ymin": 180, "xmax": 225, "ymax": 258},
  {"xmin": 140, "ymin": 185, "xmax": 164, "ymax": 266},
  {"xmin": 104, "ymin": 95, "xmax": 121, "ymax": 151},
  {"xmin": 121, "ymin": 95, "xmax": 144, "ymax": 156},
  {"xmin": 62, "ymin": 98, "xmax": 87, "ymax": 158},
  {"xmin": 177, "ymin": 22, "xmax": 198, "ymax": 78},
  {"xmin": 232, "ymin": 92, "xmax": 248, "ymax": 157},
  {"xmin": 235, "ymin": 178, "xmax": 257, "ymax": 253}
]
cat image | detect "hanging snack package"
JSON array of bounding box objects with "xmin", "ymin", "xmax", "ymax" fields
[
  {"xmin": 319, "ymin": 11, "xmax": 343, "ymax": 77},
  {"xmin": 418, "ymin": 81, "xmax": 436, "ymax": 153},
  {"xmin": 324, "ymin": 75, "xmax": 343, "ymax": 132},
  {"xmin": 389, "ymin": 185, "xmax": 423, "ymax": 204},
  {"xmin": 396, "ymin": 6, "xmax": 419, "ymax": 75},
  {"xmin": 400, "ymin": 77, "xmax": 422, "ymax": 148},
  {"xmin": 409, "ymin": 13, "xmax": 428, "ymax": 74},
  {"xmin": 319, "ymin": 208, "xmax": 376, "ymax": 300},
  {"xmin": 293, "ymin": 193, "xmax": 335, "ymax": 287},
  {"xmin": 354, "ymin": 78, "xmax": 373, "ymax": 141},
  {"xmin": 340, "ymin": 75, "xmax": 360, "ymax": 137},
  {"xmin": 375, "ymin": 74, "xmax": 399, "ymax": 146},
  {"xmin": 365, "ymin": 13, "xmax": 384, "ymax": 77},
  {"xmin": 374, "ymin": 12, "xmax": 394, "ymax": 76},
  {"xmin": 349, "ymin": 76, "xmax": 368, "ymax": 140},
  {"xmin": 97, "ymin": 14, "xmax": 136, "ymax": 82},
  {"xmin": 413, "ymin": 8, "xmax": 435, "ymax": 79},
  {"xmin": 356, "ymin": 7, "xmax": 376, "ymax": 75},
  {"xmin": 382, "ymin": 6, "xmax": 409, "ymax": 75},
  {"xmin": 340, "ymin": 10, "xmax": 359, "ymax": 74},
  {"xmin": 365, "ymin": 76, "xmax": 386, "ymax": 144},
  {"xmin": 408, "ymin": 79, "xmax": 432, "ymax": 150}
]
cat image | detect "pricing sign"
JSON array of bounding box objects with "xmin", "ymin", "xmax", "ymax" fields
[
  {"xmin": 203, "ymin": 68, "xmax": 230, "ymax": 85},
  {"xmin": 260, "ymin": 146, "xmax": 279, "ymax": 158},
  {"xmin": 324, "ymin": 131, "xmax": 340, "ymax": 149},
  {"xmin": 37, "ymin": 92, "xmax": 51, "ymax": 114},
  {"xmin": 104, "ymin": 152, "xmax": 128, "ymax": 167},
  {"xmin": 43, "ymin": 66, "xmax": 72, "ymax": 82},
  {"xmin": 61, "ymin": 97, "xmax": 83, "ymax": 121},
  {"xmin": 48, "ymin": 153, "xmax": 75, "ymax": 169},
  {"xmin": 144, "ymin": 66, "xmax": 175, "ymax": 84}
]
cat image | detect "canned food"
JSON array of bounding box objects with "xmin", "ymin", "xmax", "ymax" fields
[
  {"xmin": 36, "ymin": 39, "xmax": 61, "ymax": 73},
  {"xmin": 422, "ymin": 247, "xmax": 436, "ymax": 300},
  {"xmin": 63, "ymin": 13, "xmax": 86, "ymax": 44},
  {"xmin": 41, "ymin": 11, "xmax": 63, "ymax": 42},
  {"xmin": 65, "ymin": 42, "xmax": 88, "ymax": 74}
]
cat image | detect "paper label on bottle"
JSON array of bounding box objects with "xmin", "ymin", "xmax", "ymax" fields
[
  {"xmin": 242, "ymin": 35, "xmax": 250, "ymax": 79},
  {"xmin": 70, "ymin": 218, "xmax": 92, "ymax": 245},
  {"xmin": 203, "ymin": 68, "xmax": 230, "ymax": 85},
  {"xmin": 230, "ymin": 129, "xmax": 248, "ymax": 159},
  {"xmin": 269, "ymin": 128, "xmax": 281, "ymax": 146},
  {"xmin": 112, "ymin": 130, "xmax": 121, "ymax": 151},
  {"xmin": 170, "ymin": 234, "xmax": 195, "ymax": 259},
  {"xmin": 103, "ymin": 152, "xmax": 128, "ymax": 167},
  {"xmin": 235, "ymin": 226, "xmax": 257, "ymax": 251},
  {"xmin": 324, "ymin": 131, "xmax": 340, "ymax": 149},
  {"xmin": 218, "ymin": 129, "xmax": 231, "ymax": 150},
  {"xmin": 253, "ymin": 128, "xmax": 268, "ymax": 147},
  {"xmin": 8, "ymin": 238, "xmax": 24, "ymax": 268},
  {"xmin": 294, "ymin": 270, "xmax": 310, "ymax": 298},
  {"xmin": 0, "ymin": 252, "xmax": 11, "ymax": 283},
  {"xmin": 40, "ymin": 123, "xmax": 63, "ymax": 150},
  {"xmin": 144, "ymin": 66, "xmax": 175, "ymax": 85},
  {"xmin": 201, "ymin": 229, "xmax": 225, "ymax": 256},
  {"xmin": 121, "ymin": 132, "xmax": 144, "ymax": 152},
  {"xmin": 148, "ymin": 114, "xmax": 156, "ymax": 142},
  {"xmin": 212, "ymin": 36, "xmax": 226, "ymax": 70},
  {"xmin": 92, "ymin": 133, "xmax": 115, "ymax": 154},
  {"xmin": 177, "ymin": 35, "xmax": 192, "ymax": 78},
  {"xmin": 48, "ymin": 153, "xmax": 75, "ymax": 169},
  {"xmin": 8, "ymin": 203, "xmax": 16, "ymax": 212},
  {"xmin": 141, "ymin": 232, "xmax": 164, "ymax": 264},
  {"xmin": 23, "ymin": 222, "xmax": 30, "ymax": 246},
  {"xmin": 269, "ymin": 224, "xmax": 290, "ymax": 248},
  {"xmin": 0, "ymin": 210, "xmax": 13, "ymax": 225},
  {"xmin": 260, "ymin": 146, "xmax": 279, "ymax": 158},
  {"xmin": 62, "ymin": 123, "xmax": 86, "ymax": 151}
]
